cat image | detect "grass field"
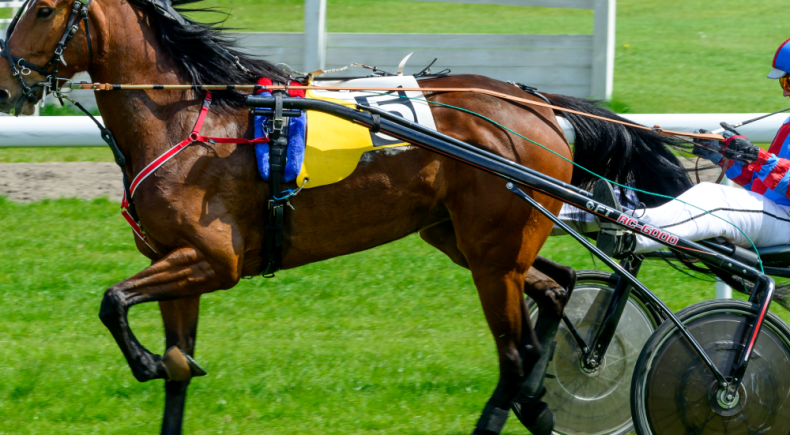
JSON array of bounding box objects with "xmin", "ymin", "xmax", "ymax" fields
[
  {"xmin": 1, "ymin": 198, "xmax": 788, "ymax": 434},
  {"xmin": 3, "ymin": 0, "xmax": 790, "ymax": 433},
  {"xmin": 190, "ymin": 0, "xmax": 790, "ymax": 114}
]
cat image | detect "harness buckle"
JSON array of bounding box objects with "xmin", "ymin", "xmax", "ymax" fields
[{"xmin": 17, "ymin": 59, "xmax": 31, "ymax": 76}]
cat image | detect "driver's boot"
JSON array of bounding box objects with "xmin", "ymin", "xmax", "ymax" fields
[
  {"xmin": 511, "ymin": 316, "xmax": 560, "ymax": 435},
  {"xmin": 594, "ymin": 179, "xmax": 635, "ymax": 259}
]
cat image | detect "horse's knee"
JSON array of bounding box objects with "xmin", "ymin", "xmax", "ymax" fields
[
  {"xmin": 99, "ymin": 286, "xmax": 126, "ymax": 324},
  {"xmin": 499, "ymin": 344, "xmax": 524, "ymax": 375}
]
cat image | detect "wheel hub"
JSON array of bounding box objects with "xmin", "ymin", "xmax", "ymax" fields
[
  {"xmin": 708, "ymin": 382, "xmax": 746, "ymax": 417},
  {"xmin": 531, "ymin": 282, "xmax": 658, "ymax": 435}
]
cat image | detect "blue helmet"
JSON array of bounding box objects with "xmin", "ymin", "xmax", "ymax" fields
[{"xmin": 768, "ymin": 38, "xmax": 790, "ymax": 79}]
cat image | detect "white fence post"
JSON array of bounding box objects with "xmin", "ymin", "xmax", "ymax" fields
[
  {"xmin": 715, "ymin": 279, "xmax": 733, "ymax": 299},
  {"xmin": 591, "ymin": 0, "xmax": 615, "ymax": 100},
  {"xmin": 304, "ymin": 0, "xmax": 327, "ymax": 72}
]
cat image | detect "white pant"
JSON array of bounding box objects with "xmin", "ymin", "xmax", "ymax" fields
[
  {"xmin": 555, "ymin": 183, "xmax": 790, "ymax": 251},
  {"xmin": 634, "ymin": 183, "xmax": 790, "ymax": 252}
]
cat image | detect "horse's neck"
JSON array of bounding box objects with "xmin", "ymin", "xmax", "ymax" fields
[{"xmin": 85, "ymin": 7, "xmax": 230, "ymax": 177}]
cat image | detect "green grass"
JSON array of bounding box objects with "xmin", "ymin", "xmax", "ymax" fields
[
  {"xmin": 0, "ymin": 198, "xmax": 787, "ymax": 434},
  {"xmin": 5, "ymin": 1, "xmax": 790, "ymax": 433},
  {"xmin": 187, "ymin": 0, "xmax": 790, "ymax": 114},
  {"xmin": 31, "ymin": 0, "xmax": 790, "ymax": 116},
  {"xmin": 0, "ymin": 147, "xmax": 113, "ymax": 163},
  {"xmin": 26, "ymin": 0, "xmax": 788, "ymax": 116}
]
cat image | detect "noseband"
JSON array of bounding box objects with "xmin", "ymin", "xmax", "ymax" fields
[{"xmin": 0, "ymin": 0, "xmax": 93, "ymax": 104}]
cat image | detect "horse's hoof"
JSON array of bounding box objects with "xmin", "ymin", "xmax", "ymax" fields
[
  {"xmin": 526, "ymin": 406, "xmax": 555, "ymax": 435},
  {"xmin": 162, "ymin": 347, "xmax": 206, "ymax": 381},
  {"xmin": 512, "ymin": 401, "xmax": 555, "ymax": 435}
]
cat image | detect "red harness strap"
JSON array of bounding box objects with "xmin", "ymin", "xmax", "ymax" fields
[{"xmin": 122, "ymin": 92, "xmax": 270, "ymax": 252}]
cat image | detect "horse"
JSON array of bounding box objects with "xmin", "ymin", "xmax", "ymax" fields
[{"xmin": 0, "ymin": 0, "xmax": 692, "ymax": 433}]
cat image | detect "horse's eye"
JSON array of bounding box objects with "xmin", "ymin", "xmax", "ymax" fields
[{"xmin": 37, "ymin": 8, "xmax": 54, "ymax": 19}]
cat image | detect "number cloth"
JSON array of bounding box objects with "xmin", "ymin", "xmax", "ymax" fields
[{"xmin": 298, "ymin": 76, "xmax": 437, "ymax": 189}]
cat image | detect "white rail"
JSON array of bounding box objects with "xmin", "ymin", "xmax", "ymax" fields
[{"xmin": 0, "ymin": 112, "xmax": 787, "ymax": 147}]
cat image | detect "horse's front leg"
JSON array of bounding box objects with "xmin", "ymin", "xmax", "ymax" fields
[
  {"xmin": 99, "ymin": 247, "xmax": 234, "ymax": 383},
  {"xmin": 159, "ymin": 296, "xmax": 201, "ymax": 435}
]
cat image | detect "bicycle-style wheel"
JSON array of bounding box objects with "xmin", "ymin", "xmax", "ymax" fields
[
  {"xmin": 631, "ymin": 299, "xmax": 790, "ymax": 435},
  {"xmin": 527, "ymin": 270, "xmax": 660, "ymax": 435}
]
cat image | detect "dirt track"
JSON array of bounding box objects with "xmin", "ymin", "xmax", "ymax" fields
[
  {"xmin": 0, "ymin": 162, "xmax": 123, "ymax": 202},
  {"xmin": 0, "ymin": 158, "xmax": 728, "ymax": 203}
]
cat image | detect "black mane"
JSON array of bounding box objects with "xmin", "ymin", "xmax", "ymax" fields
[{"xmin": 132, "ymin": 0, "xmax": 290, "ymax": 107}]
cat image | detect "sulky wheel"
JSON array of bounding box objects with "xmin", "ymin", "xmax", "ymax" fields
[
  {"xmin": 631, "ymin": 299, "xmax": 790, "ymax": 435},
  {"xmin": 527, "ymin": 270, "xmax": 661, "ymax": 435}
]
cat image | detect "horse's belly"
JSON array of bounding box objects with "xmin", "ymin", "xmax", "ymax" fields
[{"xmin": 280, "ymin": 146, "xmax": 445, "ymax": 269}]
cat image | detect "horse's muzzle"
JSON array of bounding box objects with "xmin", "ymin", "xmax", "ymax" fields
[{"xmin": 0, "ymin": 86, "xmax": 10, "ymax": 104}]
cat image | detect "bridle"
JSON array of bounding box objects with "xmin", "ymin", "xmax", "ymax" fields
[
  {"xmin": 0, "ymin": 0, "xmax": 94, "ymax": 104},
  {"xmin": 0, "ymin": 0, "xmax": 253, "ymax": 107}
]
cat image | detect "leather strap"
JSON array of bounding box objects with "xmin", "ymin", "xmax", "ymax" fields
[
  {"xmin": 695, "ymin": 156, "xmax": 729, "ymax": 185},
  {"xmin": 80, "ymin": 83, "xmax": 725, "ymax": 142},
  {"xmin": 261, "ymin": 91, "xmax": 290, "ymax": 276},
  {"xmin": 0, "ymin": 0, "xmax": 93, "ymax": 104},
  {"xmin": 114, "ymin": 92, "xmax": 269, "ymax": 252}
]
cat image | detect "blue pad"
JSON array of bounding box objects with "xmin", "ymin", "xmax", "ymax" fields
[{"xmin": 253, "ymin": 91, "xmax": 306, "ymax": 183}]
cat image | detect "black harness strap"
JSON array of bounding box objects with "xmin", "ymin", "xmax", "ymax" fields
[
  {"xmin": 512, "ymin": 82, "xmax": 551, "ymax": 105},
  {"xmin": 261, "ymin": 92, "xmax": 290, "ymax": 276},
  {"xmin": 0, "ymin": 0, "xmax": 94, "ymax": 104},
  {"xmin": 70, "ymin": 100, "xmax": 138, "ymax": 222},
  {"xmin": 82, "ymin": 6, "xmax": 93, "ymax": 64}
]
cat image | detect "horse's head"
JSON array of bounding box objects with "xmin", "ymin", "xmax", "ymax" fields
[{"xmin": 0, "ymin": 0, "xmax": 96, "ymax": 115}]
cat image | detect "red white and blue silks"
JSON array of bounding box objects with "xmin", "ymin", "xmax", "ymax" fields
[
  {"xmin": 726, "ymin": 116, "xmax": 790, "ymax": 207},
  {"xmin": 122, "ymin": 92, "xmax": 270, "ymax": 251}
]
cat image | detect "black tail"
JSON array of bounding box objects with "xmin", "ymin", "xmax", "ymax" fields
[{"xmin": 546, "ymin": 94, "xmax": 692, "ymax": 207}]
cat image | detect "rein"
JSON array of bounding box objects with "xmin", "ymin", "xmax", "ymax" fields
[{"xmin": 57, "ymin": 82, "xmax": 726, "ymax": 142}]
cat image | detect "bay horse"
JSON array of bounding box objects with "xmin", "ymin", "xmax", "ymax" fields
[{"xmin": 0, "ymin": 0, "xmax": 691, "ymax": 433}]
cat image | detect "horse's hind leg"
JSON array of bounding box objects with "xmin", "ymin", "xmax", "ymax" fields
[
  {"xmin": 465, "ymin": 263, "xmax": 540, "ymax": 435},
  {"xmin": 159, "ymin": 296, "xmax": 201, "ymax": 435},
  {"xmin": 512, "ymin": 265, "xmax": 574, "ymax": 432},
  {"xmin": 422, "ymin": 223, "xmax": 572, "ymax": 434}
]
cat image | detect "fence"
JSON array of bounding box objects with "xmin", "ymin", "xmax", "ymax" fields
[
  {"xmin": 62, "ymin": 0, "xmax": 615, "ymax": 109},
  {"xmin": 1, "ymin": 112, "xmax": 786, "ymax": 147},
  {"xmin": 0, "ymin": 1, "xmax": 24, "ymax": 27}
]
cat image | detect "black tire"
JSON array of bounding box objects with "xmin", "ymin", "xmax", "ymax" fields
[
  {"xmin": 527, "ymin": 270, "xmax": 661, "ymax": 435},
  {"xmin": 631, "ymin": 299, "xmax": 790, "ymax": 435}
]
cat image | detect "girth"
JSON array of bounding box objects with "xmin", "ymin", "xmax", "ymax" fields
[{"xmin": 260, "ymin": 91, "xmax": 292, "ymax": 277}]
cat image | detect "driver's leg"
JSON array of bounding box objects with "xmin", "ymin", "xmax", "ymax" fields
[{"xmin": 634, "ymin": 182, "xmax": 790, "ymax": 252}]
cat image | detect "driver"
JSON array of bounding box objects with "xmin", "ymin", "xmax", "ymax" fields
[{"xmin": 596, "ymin": 38, "xmax": 790, "ymax": 258}]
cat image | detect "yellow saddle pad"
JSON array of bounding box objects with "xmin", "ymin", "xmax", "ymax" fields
[{"xmin": 296, "ymin": 77, "xmax": 436, "ymax": 189}]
